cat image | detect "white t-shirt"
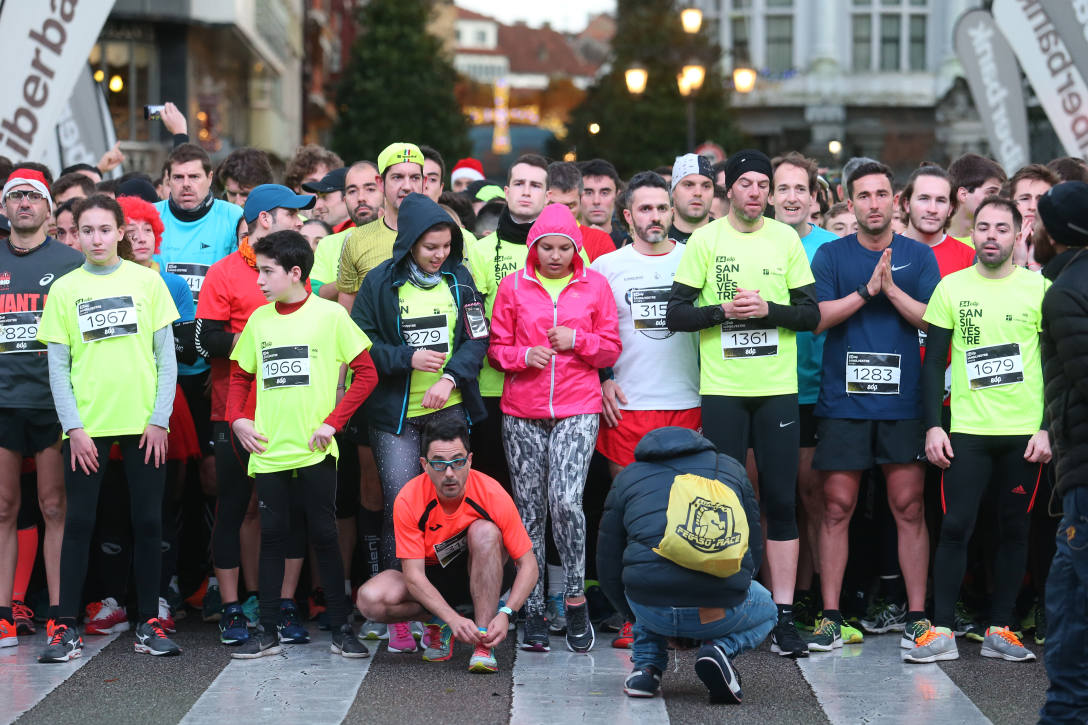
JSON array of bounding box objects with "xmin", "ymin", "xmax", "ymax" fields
[{"xmin": 591, "ymin": 244, "xmax": 700, "ymax": 410}]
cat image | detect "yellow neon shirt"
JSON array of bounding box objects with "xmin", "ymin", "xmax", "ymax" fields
[{"xmin": 399, "ymin": 280, "xmax": 463, "ymax": 417}]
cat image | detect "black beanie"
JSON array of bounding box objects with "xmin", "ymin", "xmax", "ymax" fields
[
  {"xmin": 1038, "ymin": 181, "xmax": 1088, "ymax": 248},
  {"xmin": 724, "ymin": 149, "xmax": 772, "ymax": 190}
]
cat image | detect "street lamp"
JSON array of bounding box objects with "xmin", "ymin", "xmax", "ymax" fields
[
  {"xmin": 681, "ymin": 7, "xmax": 703, "ymax": 34},
  {"xmin": 625, "ymin": 65, "xmax": 648, "ymax": 96},
  {"xmin": 588, "ymin": 122, "xmax": 601, "ymax": 135},
  {"xmin": 678, "ymin": 61, "xmax": 705, "ymax": 152},
  {"xmin": 732, "ymin": 66, "xmax": 756, "ymax": 94}
]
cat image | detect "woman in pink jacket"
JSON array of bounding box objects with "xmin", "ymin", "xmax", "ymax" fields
[{"xmin": 488, "ymin": 203, "xmax": 621, "ymax": 654}]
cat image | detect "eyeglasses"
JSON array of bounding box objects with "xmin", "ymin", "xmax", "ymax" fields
[
  {"xmin": 426, "ymin": 457, "xmax": 468, "ymax": 472},
  {"xmin": 5, "ymin": 190, "xmax": 45, "ymax": 202}
]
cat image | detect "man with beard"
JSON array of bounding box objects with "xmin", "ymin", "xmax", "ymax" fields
[
  {"xmin": 904, "ymin": 196, "xmax": 1050, "ymax": 665},
  {"xmin": 666, "ymin": 149, "xmax": 819, "ymax": 659},
  {"xmin": 808, "ymin": 161, "xmax": 939, "ymax": 656},
  {"xmin": 336, "ymin": 145, "xmax": 423, "ymax": 311},
  {"xmin": 669, "ymin": 153, "xmax": 714, "ymax": 244},
  {"xmin": 312, "ymin": 161, "xmax": 381, "ymax": 301}
]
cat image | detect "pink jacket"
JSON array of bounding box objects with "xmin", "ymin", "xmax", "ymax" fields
[{"xmin": 488, "ymin": 204, "xmax": 621, "ymax": 419}]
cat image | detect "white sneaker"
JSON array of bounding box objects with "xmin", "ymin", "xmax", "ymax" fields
[
  {"xmin": 84, "ymin": 598, "xmax": 130, "ymax": 635},
  {"xmin": 359, "ymin": 619, "xmax": 388, "ymax": 640},
  {"xmin": 410, "ymin": 620, "xmax": 425, "ymax": 640}
]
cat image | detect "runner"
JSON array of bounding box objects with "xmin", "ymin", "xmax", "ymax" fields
[
  {"xmin": 1005, "ymin": 163, "xmax": 1059, "ymax": 270},
  {"xmin": 312, "ymin": 160, "xmax": 380, "ymax": 300},
  {"xmin": 808, "ymin": 160, "xmax": 940, "ymax": 654},
  {"xmin": 197, "ymin": 184, "xmax": 316, "ymax": 646},
  {"xmin": 227, "ymin": 230, "xmax": 376, "ymax": 659},
  {"xmin": 0, "ymin": 169, "xmax": 82, "ymax": 647},
  {"xmin": 488, "ymin": 203, "xmax": 621, "ymax": 654},
  {"xmin": 37, "ymin": 194, "xmax": 181, "ymax": 662},
  {"xmin": 356, "ymin": 417, "xmax": 537, "ymax": 673},
  {"xmin": 302, "ymin": 167, "xmax": 352, "ymax": 233},
  {"xmin": 905, "ymin": 196, "xmax": 1049, "ymax": 664},
  {"xmin": 668, "ymin": 153, "xmax": 714, "ymax": 244},
  {"xmin": 946, "ymin": 153, "xmax": 1005, "ymax": 244},
  {"xmin": 666, "ymin": 149, "xmax": 819, "ymax": 658},
  {"xmin": 591, "ymin": 171, "xmax": 701, "ymax": 648},
  {"xmin": 350, "ymin": 192, "xmax": 488, "ymax": 654}
]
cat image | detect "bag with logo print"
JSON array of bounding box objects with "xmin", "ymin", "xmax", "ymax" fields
[{"xmin": 653, "ymin": 473, "xmax": 749, "ymax": 578}]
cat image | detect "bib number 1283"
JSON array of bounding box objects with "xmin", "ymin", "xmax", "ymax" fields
[{"xmin": 845, "ymin": 351, "xmax": 901, "ymax": 394}]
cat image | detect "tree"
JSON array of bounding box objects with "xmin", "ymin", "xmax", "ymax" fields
[
  {"xmin": 332, "ymin": 0, "xmax": 471, "ymax": 164},
  {"xmin": 565, "ymin": 0, "xmax": 745, "ymax": 177}
]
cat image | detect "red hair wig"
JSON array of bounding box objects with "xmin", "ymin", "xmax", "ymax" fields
[{"xmin": 117, "ymin": 194, "xmax": 165, "ymax": 254}]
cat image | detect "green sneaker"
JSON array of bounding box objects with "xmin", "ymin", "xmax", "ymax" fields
[
  {"xmin": 841, "ymin": 622, "xmax": 864, "ymax": 644},
  {"xmin": 793, "ymin": 592, "xmax": 818, "ymax": 632},
  {"xmin": 806, "ymin": 617, "xmax": 842, "ymax": 652},
  {"xmin": 900, "ymin": 617, "xmax": 932, "ymax": 649},
  {"xmin": 964, "ymin": 622, "xmax": 987, "ymax": 642},
  {"xmin": 421, "ymin": 622, "xmax": 453, "ymax": 662}
]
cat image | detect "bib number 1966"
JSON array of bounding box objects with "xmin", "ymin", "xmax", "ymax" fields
[{"xmin": 261, "ymin": 345, "xmax": 311, "ymax": 389}]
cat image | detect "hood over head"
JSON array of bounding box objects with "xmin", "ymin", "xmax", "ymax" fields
[
  {"xmin": 391, "ymin": 192, "xmax": 465, "ymax": 281},
  {"xmin": 633, "ymin": 427, "xmax": 718, "ymax": 462},
  {"xmin": 525, "ymin": 203, "xmax": 584, "ymax": 274}
]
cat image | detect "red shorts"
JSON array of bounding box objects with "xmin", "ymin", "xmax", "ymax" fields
[{"xmin": 596, "ymin": 408, "xmax": 702, "ymax": 467}]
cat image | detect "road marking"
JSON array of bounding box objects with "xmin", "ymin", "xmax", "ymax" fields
[
  {"xmin": 0, "ymin": 632, "xmax": 120, "ymax": 725},
  {"xmin": 180, "ymin": 627, "xmax": 374, "ymax": 725},
  {"xmin": 510, "ymin": 645, "xmax": 668, "ymax": 724},
  {"xmin": 797, "ymin": 634, "xmax": 990, "ymax": 723}
]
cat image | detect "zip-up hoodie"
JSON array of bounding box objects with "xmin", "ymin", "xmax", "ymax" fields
[
  {"xmin": 487, "ymin": 203, "xmax": 621, "ymax": 419},
  {"xmin": 351, "ymin": 193, "xmax": 488, "ymax": 434}
]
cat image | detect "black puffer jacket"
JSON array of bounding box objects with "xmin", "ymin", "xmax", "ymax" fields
[
  {"xmin": 596, "ymin": 427, "xmax": 762, "ymax": 620},
  {"xmin": 1041, "ymin": 247, "xmax": 1088, "ymax": 496}
]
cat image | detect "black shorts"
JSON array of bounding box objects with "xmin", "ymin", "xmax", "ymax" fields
[
  {"xmin": 799, "ymin": 403, "xmax": 818, "ymax": 448},
  {"xmin": 335, "ymin": 432, "xmax": 360, "ymax": 518},
  {"xmin": 813, "ymin": 417, "xmax": 925, "ymax": 471},
  {"xmin": 179, "ymin": 370, "xmax": 213, "ymax": 456},
  {"xmin": 0, "ymin": 407, "xmax": 61, "ymax": 455},
  {"xmin": 425, "ymin": 556, "xmax": 516, "ymax": 609}
]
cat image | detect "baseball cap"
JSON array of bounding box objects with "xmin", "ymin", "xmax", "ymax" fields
[
  {"xmin": 243, "ymin": 184, "xmax": 316, "ymax": 223},
  {"xmin": 301, "ymin": 167, "xmax": 348, "ymax": 194},
  {"xmin": 377, "ymin": 143, "xmax": 424, "ymax": 174}
]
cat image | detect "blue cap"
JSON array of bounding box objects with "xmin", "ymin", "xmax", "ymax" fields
[{"xmin": 243, "ymin": 184, "xmax": 316, "ymax": 223}]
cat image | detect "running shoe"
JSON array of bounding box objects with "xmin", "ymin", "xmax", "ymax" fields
[
  {"xmin": 964, "ymin": 622, "xmax": 987, "ymax": 642},
  {"xmin": 860, "ymin": 599, "xmax": 906, "ymax": 634},
  {"xmin": 953, "ymin": 601, "xmax": 977, "ymax": 637},
  {"xmin": 546, "ymin": 593, "xmax": 566, "ymax": 634},
  {"xmin": 0, "ymin": 615, "xmax": 16, "ymax": 647},
  {"xmin": 806, "ymin": 617, "xmax": 842, "ymax": 652},
  {"xmin": 1020, "ymin": 601, "xmax": 1037, "ymax": 633},
  {"xmin": 241, "ymin": 594, "xmax": 260, "ymax": 629},
  {"xmin": 84, "ymin": 598, "xmax": 130, "ymax": 635},
  {"xmin": 770, "ymin": 615, "xmax": 809, "ymax": 657},
  {"xmin": 792, "ymin": 592, "xmax": 818, "ymax": 632},
  {"xmin": 157, "ymin": 597, "xmax": 177, "ymax": 634},
  {"xmin": 134, "ymin": 619, "xmax": 181, "ymax": 656},
  {"xmin": 410, "ymin": 620, "xmax": 425, "ymax": 640},
  {"xmin": 13, "ymin": 600, "xmax": 35, "ymax": 634},
  {"xmin": 422, "ymin": 622, "xmax": 453, "ymax": 661},
  {"xmin": 522, "ymin": 612, "xmax": 550, "ymax": 652},
  {"xmin": 37, "ymin": 623, "xmax": 82, "ymax": 663},
  {"xmin": 231, "ymin": 627, "xmax": 282, "ymax": 659},
  {"xmin": 359, "ymin": 619, "xmax": 388, "ymax": 640},
  {"xmin": 980, "ymin": 626, "xmax": 1036, "ymax": 662},
  {"xmin": 166, "ymin": 580, "xmax": 186, "ymax": 621},
  {"xmin": 277, "ymin": 599, "xmax": 310, "ymax": 644},
  {"xmin": 695, "ymin": 643, "xmax": 743, "ymax": 704},
  {"xmin": 307, "ymin": 588, "xmax": 327, "ymax": 621},
  {"xmin": 202, "ymin": 582, "xmax": 223, "ymax": 623},
  {"xmin": 331, "ymin": 624, "xmax": 369, "ymax": 658},
  {"xmin": 468, "ymin": 643, "xmax": 498, "ymax": 673},
  {"xmin": 219, "ymin": 603, "xmax": 250, "ymax": 645},
  {"xmin": 565, "ymin": 601, "xmax": 595, "ymax": 653},
  {"xmin": 903, "ymin": 626, "xmax": 958, "ymax": 663},
  {"xmin": 901, "ymin": 617, "xmax": 932, "ymax": 649},
  {"xmin": 1034, "ymin": 606, "xmax": 1046, "ymax": 646},
  {"xmin": 386, "ymin": 621, "xmax": 418, "ymax": 653},
  {"xmin": 841, "ymin": 622, "xmax": 865, "ymax": 645},
  {"xmin": 624, "ymin": 666, "xmax": 662, "ymax": 698},
  {"xmin": 612, "ymin": 620, "xmax": 634, "ymax": 649},
  {"xmin": 599, "ymin": 611, "xmax": 625, "ymax": 633}
]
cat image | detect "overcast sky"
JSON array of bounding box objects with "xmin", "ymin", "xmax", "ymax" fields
[{"xmin": 455, "ymin": 0, "xmax": 617, "ymax": 33}]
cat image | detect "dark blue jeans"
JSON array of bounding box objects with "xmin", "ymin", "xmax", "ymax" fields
[
  {"xmin": 628, "ymin": 581, "xmax": 776, "ymax": 672},
  {"xmin": 1041, "ymin": 487, "xmax": 1088, "ymax": 724}
]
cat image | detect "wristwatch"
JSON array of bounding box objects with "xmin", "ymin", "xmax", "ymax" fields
[
  {"xmin": 856, "ymin": 283, "xmax": 873, "ymax": 302},
  {"xmin": 498, "ymin": 605, "xmax": 514, "ymax": 617}
]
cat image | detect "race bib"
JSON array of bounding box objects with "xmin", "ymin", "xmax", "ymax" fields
[
  {"xmin": 402, "ymin": 314, "xmax": 450, "ymax": 353},
  {"xmin": 965, "ymin": 343, "xmax": 1023, "ymax": 390},
  {"xmin": 0, "ymin": 311, "xmax": 44, "ymax": 353},
  {"xmin": 433, "ymin": 528, "xmax": 468, "ymax": 568},
  {"xmin": 721, "ymin": 319, "xmax": 778, "ymax": 358},
  {"xmin": 165, "ymin": 262, "xmax": 210, "ymax": 299},
  {"xmin": 77, "ymin": 296, "xmax": 138, "ymax": 343},
  {"xmin": 630, "ymin": 287, "xmax": 670, "ymax": 330},
  {"xmin": 261, "ymin": 345, "xmax": 311, "ymax": 389},
  {"xmin": 846, "ymin": 351, "xmax": 901, "ymax": 394}
]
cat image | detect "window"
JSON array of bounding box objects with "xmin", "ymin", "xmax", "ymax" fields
[
  {"xmin": 731, "ymin": 15, "xmax": 750, "ymax": 65},
  {"xmin": 852, "ymin": 14, "xmax": 871, "ymax": 71},
  {"xmin": 766, "ymin": 15, "xmax": 792, "ymax": 73},
  {"xmin": 909, "ymin": 14, "xmax": 926, "ymax": 70},
  {"xmin": 852, "ymin": 1, "xmax": 927, "ymax": 72},
  {"xmin": 89, "ymin": 37, "xmax": 159, "ymax": 143},
  {"xmin": 475, "ymin": 29, "xmax": 487, "ymax": 45},
  {"xmin": 879, "ymin": 14, "xmax": 900, "ymax": 71}
]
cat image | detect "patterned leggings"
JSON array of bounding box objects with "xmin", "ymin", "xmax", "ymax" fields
[{"xmin": 502, "ymin": 413, "xmax": 599, "ymax": 614}]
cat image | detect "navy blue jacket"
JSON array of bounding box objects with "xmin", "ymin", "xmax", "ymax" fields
[{"xmin": 350, "ymin": 194, "xmax": 488, "ymax": 434}]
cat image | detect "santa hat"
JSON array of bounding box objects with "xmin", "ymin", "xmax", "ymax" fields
[
  {"xmin": 2, "ymin": 168, "xmax": 53, "ymax": 211},
  {"xmin": 450, "ymin": 158, "xmax": 485, "ymax": 185}
]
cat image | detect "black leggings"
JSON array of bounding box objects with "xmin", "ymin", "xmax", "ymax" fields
[
  {"xmin": 211, "ymin": 421, "xmax": 253, "ymax": 571},
  {"xmin": 255, "ymin": 457, "xmax": 346, "ymax": 631},
  {"xmin": 701, "ymin": 394, "xmax": 800, "ymax": 541},
  {"xmin": 933, "ymin": 433, "xmax": 1040, "ymax": 629},
  {"xmin": 60, "ymin": 435, "xmax": 165, "ymax": 623}
]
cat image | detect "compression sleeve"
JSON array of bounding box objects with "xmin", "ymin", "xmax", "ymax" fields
[
  {"xmin": 195, "ymin": 318, "xmax": 235, "ymax": 359},
  {"xmin": 666, "ymin": 281, "xmax": 725, "ymax": 332},
  {"xmin": 921, "ymin": 324, "xmax": 953, "ymax": 430}
]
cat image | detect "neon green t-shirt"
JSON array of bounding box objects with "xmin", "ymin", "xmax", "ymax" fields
[
  {"xmin": 538, "ymin": 273, "xmax": 572, "ymax": 301},
  {"xmin": 672, "ymin": 216, "xmax": 814, "ymax": 397},
  {"xmin": 37, "ymin": 261, "xmax": 179, "ymax": 438},
  {"xmin": 399, "ymin": 280, "xmax": 463, "ymax": 418},
  {"xmin": 953, "ymin": 234, "xmax": 975, "ymax": 249},
  {"xmin": 310, "ymin": 228, "xmax": 352, "ymax": 291},
  {"xmin": 922, "ymin": 266, "xmax": 1049, "ymax": 435},
  {"xmin": 231, "ymin": 295, "xmax": 371, "ymax": 474}
]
